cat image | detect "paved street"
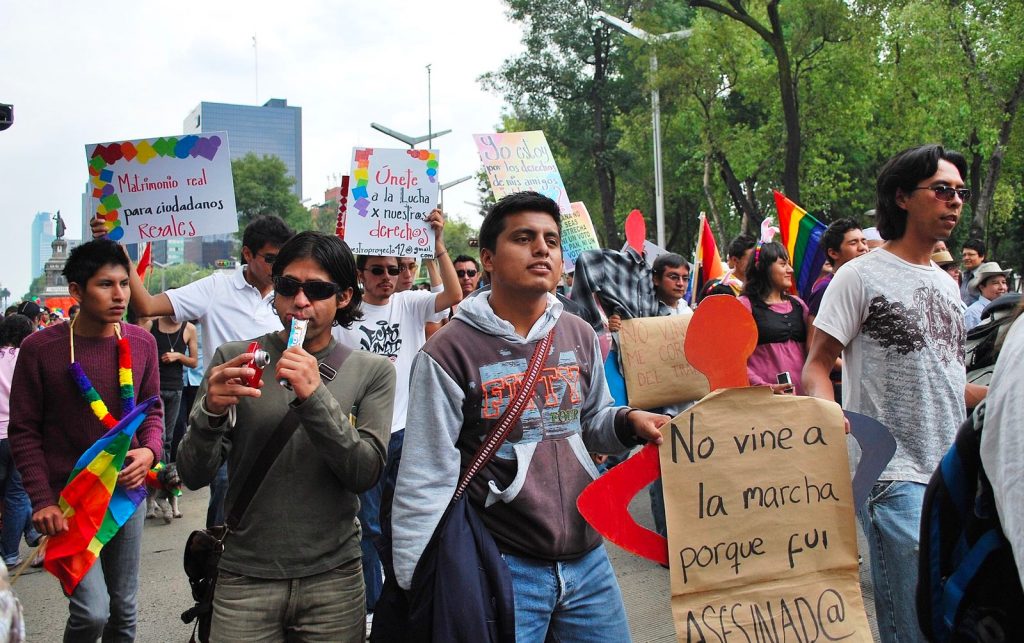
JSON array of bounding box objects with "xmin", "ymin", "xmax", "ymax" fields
[{"xmin": 13, "ymin": 485, "xmax": 879, "ymax": 642}]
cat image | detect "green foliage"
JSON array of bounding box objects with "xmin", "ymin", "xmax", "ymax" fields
[
  {"xmin": 441, "ymin": 218, "xmax": 481, "ymax": 261},
  {"xmin": 143, "ymin": 263, "xmax": 215, "ymax": 291},
  {"xmin": 232, "ymin": 153, "xmax": 311, "ymax": 232},
  {"xmin": 484, "ymin": 0, "xmax": 1024, "ymax": 267}
]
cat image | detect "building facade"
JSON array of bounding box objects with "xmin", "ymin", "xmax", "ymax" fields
[
  {"xmin": 31, "ymin": 212, "xmax": 55, "ymax": 279},
  {"xmin": 183, "ymin": 98, "xmax": 303, "ymax": 197}
]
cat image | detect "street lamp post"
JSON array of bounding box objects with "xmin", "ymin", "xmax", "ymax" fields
[{"xmin": 595, "ymin": 11, "xmax": 692, "ymax": 248}]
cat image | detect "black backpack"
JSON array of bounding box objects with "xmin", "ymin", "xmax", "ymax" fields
[{"xmin": 917, "ymin": 402, "xmax": 1024, "ymax": 642}]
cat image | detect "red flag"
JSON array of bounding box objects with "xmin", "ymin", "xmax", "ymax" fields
[
  {"xmin": 689, "ymin": 215, "xmax": 725, "ymax": 303},
  {"xmin": 136, "ymin": 243, "xmax": 152, "ymax": 280}
]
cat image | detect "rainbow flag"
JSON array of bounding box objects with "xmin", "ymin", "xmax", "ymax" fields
[
  {"xmin": 773, "ymin": 191, "xmax": 828, "ymax": 301},
  {"xmin": 44, "ymin": 396, "xmax": 159, "ymax": 595},
  {"xmin": 688, "ymin": 214, "xmax": 726, "ymax": 304}
]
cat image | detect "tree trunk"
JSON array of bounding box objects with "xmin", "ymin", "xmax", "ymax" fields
[
  {"xmin": 716, "ymin": 152, "xmax": 762, "ymax": 235},
  {"xmin": 972, "ymin": 69, "xmax": 1024, "ymax": 238},
  {"xmin": 591, "ymin": 28, "xmax": 620, "ymax": 248},
  {"xmin": 703, "ymin": 151, "xmax": 728, "ymax": 244},
  {"xmin": 774, "ymin": 42, "xmax": 802, "ymax": 203}
]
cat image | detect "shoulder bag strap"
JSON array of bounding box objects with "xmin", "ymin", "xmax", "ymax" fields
[
  {"xmin": 225, "ymin": 341, "xmax": 352, "ymax": 531},
  {"xmin": 452, "ymin": 327, "xmax": 556, "ymax": 501}
]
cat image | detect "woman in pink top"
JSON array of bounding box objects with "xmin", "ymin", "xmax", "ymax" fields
[
  {"xmin": 0, "ymin": 314, "xmax": 41, "ymax": 567},
  {"xmin": 736, "ymin": 241, "xmax": 809, "ymax": 395}
]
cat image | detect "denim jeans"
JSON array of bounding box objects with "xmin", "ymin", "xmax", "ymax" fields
[
  {"xmin": 503, "ymin": 544, "xmax": 632, "ymax": 642},
  {"xmin": 158, "ymin": 388, "xmax": 182, "ymax": 463},
  {"xmin": 211, "ymin": 558, "xmax": 364, "ymax": 642},
  {"xmin": 0, "ymin": 439, "xmax": 40, "ymax": 564},
  {"xmin": 358, "ymin": 429, "xmax": 403, "ymax": 613},
  {"xmin": 207, "ymin": 463, "xmax": 228, "ymax": 529},
  {"xmin": 172, "ymin": 385, "xmax": 198, "ymax": 462},
  {"xmin": 65, "ymin": 502, "xmax": 144, "ymax": 642},
  {"xmin": 648, "ymin": 478, "xmax": 667, "ymax": 538},
  {"xmin": 857, "ymin": 480, "xmax": 927, "ymax": 643}
]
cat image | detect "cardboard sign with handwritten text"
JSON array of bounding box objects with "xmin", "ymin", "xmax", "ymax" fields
[
  {"xmin": 662, "ymin": 387, "xmax": 871, "ymax": 642},
  {"xmin": 562, "ymin": 202, "xmax": 600, "ymax": 272},
  {"xmin": 474, "ymin": 131, "xmax": 571, "ymax": 214},
  {"xmin": 618, "ymin": 315, "xmax": 709, "ymax": 409}
]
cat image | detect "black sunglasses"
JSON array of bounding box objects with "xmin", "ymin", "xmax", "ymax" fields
[
  {"xmin": 367, "ymin": 266, "xmax": 401, "ymax": 277},
  {"xmin": 273, "ymin": 276, "xmax": 341, "ymax": 301},
  {"xmin": 910, "ymin": 185, "xmax": 971, "ymax": 202},
  {"xmin": 456, "ymin": 269, "xmax": 478, "ymax": 278}
]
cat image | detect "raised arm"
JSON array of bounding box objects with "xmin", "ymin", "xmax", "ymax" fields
[
  {"xmin": 428, "ymin": 209, "xmax": 463, "ymax": 312},
  {"xmin": 90, "ymin": 216, "xmax": 174, "ymax": 317}
]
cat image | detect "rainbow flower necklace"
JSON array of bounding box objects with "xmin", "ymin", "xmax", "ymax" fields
[{"xmin": 68, "ymin": 319, "xmax": 135, "ymax": 429}]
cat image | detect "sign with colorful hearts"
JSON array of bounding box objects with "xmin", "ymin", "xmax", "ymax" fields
[
  {"xmin": 341, "ymin": 147, "xmax": 439, "ymax": 258},
  {"xmin": 86, "ymin": 132, "xmax": 237, "ymax": 244},
  {"xmin": 474, "ymin": 130, "xmax": 572, "ymax": 216}
]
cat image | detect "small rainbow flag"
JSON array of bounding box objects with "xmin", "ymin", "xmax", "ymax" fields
[
  {"xmin": 44, "ymin": 396, "xmax": 159, "ymax": 595},
  {"xmin": 773, "ymin": 191, "xmax": 828, "ymax": 301},
  {"xmin": 688, "ymin": 214, "xmax": 725, "ymax": 304}
]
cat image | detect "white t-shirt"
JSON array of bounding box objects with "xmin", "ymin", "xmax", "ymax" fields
[
  {"xmin": 814, "ymin": 249, "xmax": 967, "ymax": 484},
  {"xmin": 334, "ymin": 289, "xmax": 439, "ymax": 433},
  {"xmin": 167, "ymin": 267, "xmax": 282, "ymax": 367},
  {"xmin": 980, "ymin": 315, "xmax": 1024, "ymax": 584}
]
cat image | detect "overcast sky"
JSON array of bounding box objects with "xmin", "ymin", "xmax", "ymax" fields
[{"xmin": 1, "ymin": 1, "xmax": 524, "ymax": 299}]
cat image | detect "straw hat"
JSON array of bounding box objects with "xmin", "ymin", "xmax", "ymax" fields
[
  {"xmin": 931, "ymin": 250, "xmax": 956, "ymax": 267},
  {"xmin": 968, "ymin": 261, "xmax": 1012, "ymax": 294}
]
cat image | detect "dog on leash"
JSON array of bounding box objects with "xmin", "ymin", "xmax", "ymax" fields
[{"xmin": 145, "ymin": 462, "xmax": 183, "ymax": 524}]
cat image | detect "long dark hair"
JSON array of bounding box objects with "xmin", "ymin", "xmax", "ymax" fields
[
  {"xmin": 0, "ymin": 314, "xmax": 34, "ymax": 349},
  {"xmin": 742, "ymin": 241, "xmax": 791, "ymax": 303},
  {"xmin": 271, "ymin": 231, "xmax": 363, "ymax": 328}
]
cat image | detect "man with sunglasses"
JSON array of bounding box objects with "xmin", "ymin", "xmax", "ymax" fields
[
  {"xmin": 178, "ymin": 231, "xmax": 396, "ymax": 640},
  {"xmin": 333, "ymin": 208, "xmax": 461, "ymax": 628},
  {"xmin": 804, "ymin": 144, "xmax": 987, "ymax": 642},
  {"xmin": 91, "ymin": 214, "xmax": 294, "ymax": 528}
]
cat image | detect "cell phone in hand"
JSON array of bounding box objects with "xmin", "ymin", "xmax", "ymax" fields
[{"xmin": 776, "ymin": 371, "xmax": 794, "ymax": 394}]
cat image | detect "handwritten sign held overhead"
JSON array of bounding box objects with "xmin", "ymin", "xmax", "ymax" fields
[
  {"xmin": 561, "ymin": 202, "xmax": 601, "ymax": 272},
  {"xmin": 86, "ymin": 132, "xmax": 238, "ymax": 244},
  {"xmin": 474, "ymin": 131, "xmax": 571, "ymax": 214},
  {"xmin": 342, "ymin": 148, "xmax": 439, "ymax": 258},
  {"xmin": 662, "ymin": 387, "xmax": 871, "ymax": 642}
]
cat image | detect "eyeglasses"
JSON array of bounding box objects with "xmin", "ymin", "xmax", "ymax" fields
[
  {"xmin": 910, "ymin": 185, "xmax": 971, "ymax": 202},
  {"xmin": 257, "ymin": 252, "xmax": 278, "ymax": 265},
  {"xmin": 273, "ymin": 276, "xmax": 340, "ymax": 300},
  {"xmin": 456, "ymin": 269, "xmax": 478, "ymax": 278},
  {"xmin": 659, "ymin": 273, "xmax": 690, "ymax": 282},
  {"xmin": 366, "ymin": 266, "xmax": 401, "ymax": 277},
  {"xmin": 398, "ymin": 262, "xmax": 418, "ymax": 273}
]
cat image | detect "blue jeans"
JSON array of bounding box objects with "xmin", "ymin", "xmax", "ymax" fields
[
  {"xmin": 207, "ymin": 463, "xmax": 228, "ymax": 529},
  {"xmin": 0, "ymin": 439, "xmax": 40, "ymax": 564},
  {"xmin": 65, "ymin": 502, "xmax": 145, "ymax": 642},
  {"xmin": 211, "ymin": 558, "xmax": 364, "ymax": 642},
  {"xmin": 158, "ymin": 388, "xmax": 182, "ymax": 463},
  {"xmin": 503, "ymin": 545, "xmax": 632, "ymax": 642},
  {"xmin": 358, "ymin": 429, "xmax": 403, "ymax": 613},
  {"xmin": 857, "ymin": 480, "xmax": 927, "ymax": 643}
]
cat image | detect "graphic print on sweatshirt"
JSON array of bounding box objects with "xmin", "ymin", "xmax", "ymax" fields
[
  {"xmin": 357, "ymin": 321, "xmax": 401, "ymax": 362},
  {"xmin": 479, "ymin": 350, "xmax": 582, "ymax": 458},
  {"xmin": 862, "ymin": 285, "xmax": 965, "ymax": 365}
]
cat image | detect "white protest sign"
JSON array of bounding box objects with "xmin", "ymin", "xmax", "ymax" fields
[
  {"xmin": 343, "ymin": 148, "xmax": 439, "ymax": 257},
  {"xmin": 86, "ymin": 132, "xmax": 238, "ymax": 244}
]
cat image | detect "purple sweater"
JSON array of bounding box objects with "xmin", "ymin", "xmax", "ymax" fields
[{"xmin": 9, "ymin": 323, "xmax": 163, "ymax": 513}]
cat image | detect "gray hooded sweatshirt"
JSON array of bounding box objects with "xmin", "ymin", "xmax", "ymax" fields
[{"xmin": 391, "ymin": 291, "xmax": 637, "ymax": 589}]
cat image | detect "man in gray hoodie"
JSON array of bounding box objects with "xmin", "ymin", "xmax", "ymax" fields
[{"xmin": 391, "ymin": 191, "xmax": 668, "ymax": 641}]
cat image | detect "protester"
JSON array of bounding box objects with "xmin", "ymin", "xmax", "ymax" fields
[
  {"xmin": 391, "ymin": 191, "xmax": 668, "ymax": 641},
  {"xmin": 0, "ymin": 315, "xmax": 42, "ymax": 569},
  {"xmin": 806, "ymin": 219, "xmax": 867, "ymax": 323},
  {"xmin": 14, "ymin": 302, "xmax": 46, "ymax": 331},
  {"xmin": 9, "ymin": 239, "xmax": 163, "ymax": 641},
  {"xmin": 931, "ymin": 250, "xmax": 961, "ymax": 284},
  {"xmin": 94, "ymin": 214, "xmax": 295, "ymax": 528},
  {"xmin": 177, "ymin": 231, "xmax": 396, "ymax": 641},
  {"xmin": 333, "ymin": 208, "xmax": 461, "ymax": 631},
  {"xmin": 804, "ymin": 143, "xmax": 986, "ymax": 642},
  {"xmin": 964, "ymin": 261, "xmax": 1011, "ymax": 330},
  {"xmin": 138, "ymin": 316, "xmax": 197, "ymax": 462},
  {"xmin": 737, "ymin": 241, "xmax": 809, "ymax": 395},
  {"xmin": 979, "ymin": 303, "xmax": 1024, "ymax": 584},
  {"xmin": 960, "ymin": 238, "xmax": 987, "ymax": 306},
  {"xmin": 700, "ymin": 233, "xmax": 755, "ymax": 300}
]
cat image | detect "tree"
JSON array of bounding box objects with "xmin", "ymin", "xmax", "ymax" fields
[
  {"xmin": 232, "ymin": 153, "xmax": 311, "ymax": 232},
  {"xmin": 482, "ymin": 0, "xmax": 648, "ymax": 247},
  {"xmin": 143, "ymin": 263, "xmax": 215, "ymax": 291}
]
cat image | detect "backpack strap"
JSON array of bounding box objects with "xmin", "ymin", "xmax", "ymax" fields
[
  {"xmin": 452, "ymin": 327, "xmax": 555, "ymax": 501},
  {"xmin": 942, "ymin": 529, "xmax": 1005, "ymax": 631}
]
